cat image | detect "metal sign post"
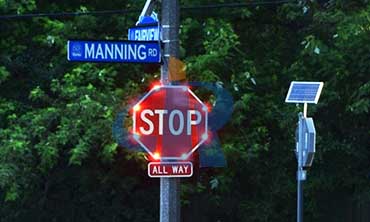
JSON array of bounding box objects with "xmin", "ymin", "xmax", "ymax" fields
[
  {"xmin": 297, "ymin": 112, "xmax": 306, "ymax": 222},
  {"xmin": 160, "ymin": 1, "xmax": 180, "ymax": 222},
  {"xmin": 285, "ymin": 81, "xmax": 323, "ymax": 222}
]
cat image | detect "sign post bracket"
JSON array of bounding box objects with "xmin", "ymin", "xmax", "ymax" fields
[{"xmin": 303, "ymin": 103, "xmax": 307, "ymax": 118}]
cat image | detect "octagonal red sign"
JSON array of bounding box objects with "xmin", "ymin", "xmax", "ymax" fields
[{"xmin": 132, "ymin": 85, "xmax": 208, "ymax": 160}]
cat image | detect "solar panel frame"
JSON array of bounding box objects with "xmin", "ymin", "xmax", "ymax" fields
[{"xmin": 285, "ymin": 81, "xmax": 324, "ymax": 104}]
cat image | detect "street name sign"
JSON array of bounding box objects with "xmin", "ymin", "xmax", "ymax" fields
[
  {"xmin": 128, "ymin": 25, "xmax": 160, "ymax": 41},
  {"xmin": 285, "ymin": 81, "xmax": 324, "ymax": 104},
  {"xmin": 67, "ymin": 40, "xmax": 161, "ymax": 63},
  {"xmin": 132, "ymin": 85, "xmax": 208, "ymax": 160},
  {"xmin": 148, "ymin": 162, "xmax": 193, "ymax": 177}
]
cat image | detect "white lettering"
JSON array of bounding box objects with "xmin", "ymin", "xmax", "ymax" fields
[
  {"xmin": 95, "ymin": 44, "xmax": 104, "ymax": 59},
  {"xmin": 141, "ymin": 30, "xmax": 147, "ymax": 40},
  {"xmin": 105, "ymin": 44, "xmax": 113, "ymax": 59},
  {"xmin": 178, "ymin": 166, "xmax": 184, "ymax": 174},
  {"xmin": 162, "ymin": 166, "xmax": 168, "ymax": 174},
  {"xmin": 149, "ymin": 29, "xmax": 154, "ymax": 40},
  {"xmin": 135, "ymin": 30, "xmax": 140, "ymax": 40},
  {"xmin": 169, "ymin": 110, "xmax": 184, "ymax": 135},
  {"xmin": 183, "ymin": 165, "xmax": 188, "ymax": 173},
  {"xmin": 153, "ymin": 166, "xmax": 168, "ymax": 174},
  {"xmin": 171, "ymin": 165, "xmax": 188, "ymax": 174},
  {"xmin": 154, "ymin": 110, "xmax": 168, "ymax": 135},
  {"xmin": 172, "ymin": 165, "xmax": 179, "ymax": 173},
  {"xmin": 140, "ymin": 110, "xmax": 154, "ymax": 135},
  {"xmin": 148, "ymin": 48, "xmax": 157, "ymax": 56},
  {"xmin": 133, "ymin": 28, "xmax": 159, "ymax": 40},
  {"xmin": 187, "ymin": 110, "xmax": 201, "ymax": 135},
  {"xmin": 152, "ymin": 166, "xmax": 158, "ymax": 174},
  {"xmin": 139, "ymin": 109, "xmax": 202, "ymax": 135},
  {"xmin": 128, "ymin": 44, "xmax": 137, "ymax": 60},
  {"xmin": 114, "ymin": 44, "xmax": 124, "ymax": 59},
  {"xmin": 137, "ymin": 45, "xmax": 146, "ymax": 60},
  {"xmin": 85, "ymin": 43, "xmax": 95, "ymax": 58}
]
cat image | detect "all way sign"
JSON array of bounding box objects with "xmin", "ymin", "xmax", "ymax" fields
[
  {"xmin": 67, "ymin": 40, "xmax": 161, "ymax": 63},
  {"xmin": 148, "ymin": 162, "xmax": 193, "ymax": 178}
]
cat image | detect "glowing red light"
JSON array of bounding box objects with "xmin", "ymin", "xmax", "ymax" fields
[
  {"xmin": 153, "ymin": 152, "xmax": 161, "ymax": 160},
  {"xmin": 150, "ymin": 81, "xmax": 162, "ymax": 91},
  {"xmin": 205, "ymin": 102, "xmax": 213, "ymax": 112},
  {"xmin": 133, "ymin": 104, "xmax": 141, "ymax": 112}
]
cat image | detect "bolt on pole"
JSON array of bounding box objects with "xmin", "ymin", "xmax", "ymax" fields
[{"xmin": 160, "ymin": 0, "xmax": 180, "ymax": 222}]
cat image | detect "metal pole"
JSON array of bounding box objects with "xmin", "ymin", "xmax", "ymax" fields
[
  {"xmin": 297, "ymin": 113, "xmax": 304, "ymax": 222},
  {"xmin": 297, "ymin": 170, "xmax": 303, "ymax": 222},
  {"xmin": 160, "ymin": 1, "xmax": 180, "ymax": 222},
  {"xmin": 160, "ymin": 0, "xmax": 179, "ymax": 85},
  {"xmin": 160, "ymin": 178, "xmax": 180, "ymax": 222}
]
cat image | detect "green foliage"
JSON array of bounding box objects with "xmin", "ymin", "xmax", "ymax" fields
[
  {"xmin": 0, "ymin": 0, "xmax": 36, "ymax": 14},
  {"xmin": 0, "ymin": 66, "xmax": 10, "ymax": 84},
  {"xmin": 0, "ymin": 0, "xmax": 369, "ymax": 221}
]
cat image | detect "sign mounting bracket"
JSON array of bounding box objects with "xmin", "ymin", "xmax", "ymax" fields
[{"xmin": 137, "ymin": 0, "xmax": 158, "ymax": 25}]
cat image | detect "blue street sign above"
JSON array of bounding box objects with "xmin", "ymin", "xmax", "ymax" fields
[
  {"xmin": 128, "ymin": 25, "xmax": 160, "ymax": 41},
  {"xmin": 67, "ymin": 40, "xmax": 161, "ymax": 63}
]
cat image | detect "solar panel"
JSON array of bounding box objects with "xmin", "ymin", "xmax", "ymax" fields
[{"xmin": 285, "ymin": 81, "xmax": 324, "ymax": 104}]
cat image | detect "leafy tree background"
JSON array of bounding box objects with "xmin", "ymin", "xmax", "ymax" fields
[{"xmin": 0, "ymin": 0, "xmax": 369, "ymax": 221}]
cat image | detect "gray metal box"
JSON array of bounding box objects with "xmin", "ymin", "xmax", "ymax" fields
[{"xmin": 295, "ymin": 117, "xmax": 316, "ymax": 167}]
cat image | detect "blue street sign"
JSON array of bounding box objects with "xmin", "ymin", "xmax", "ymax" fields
[
  {"xmin": 67, "ymin": 40, "xmax": 161, "ymax": 63},
  {"xmin": 128, "ymin": 25, "xmax": 160, "ymax": 41}
]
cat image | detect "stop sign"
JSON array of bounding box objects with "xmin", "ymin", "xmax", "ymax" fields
[{"xmin": 132, "ymin": 85, "xmax": 208, "ymax": 160}]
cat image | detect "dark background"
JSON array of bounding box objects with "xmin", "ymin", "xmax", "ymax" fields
[{"xmin": 0, "ymin": 0, "xmax": 369, "ymax": 221}]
